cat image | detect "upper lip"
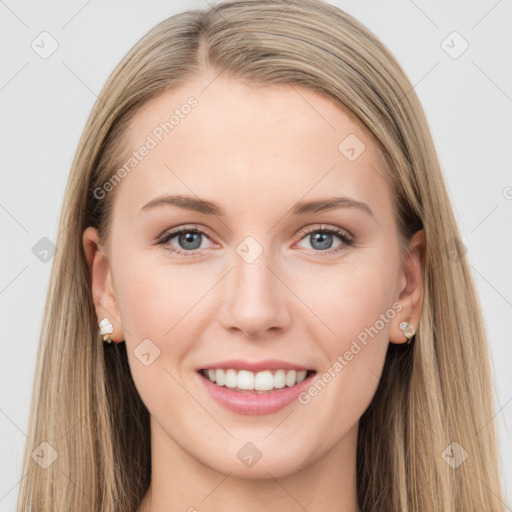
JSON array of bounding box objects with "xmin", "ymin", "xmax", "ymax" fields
[{"xmin": 197, "ymin": 359, "xmax": 314, "ymax": 373}]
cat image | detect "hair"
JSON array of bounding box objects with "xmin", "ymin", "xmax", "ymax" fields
[{"xmin": 17, "ymin": 0, "xmax": 506, "ymax": 510}]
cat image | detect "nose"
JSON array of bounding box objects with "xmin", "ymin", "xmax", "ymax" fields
[{"xmin": 217, "ymin": 247, "xmax": 291, "ymax": 339}]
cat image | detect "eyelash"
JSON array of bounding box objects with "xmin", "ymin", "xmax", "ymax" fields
[{"xmin": 157, "ymin": 224, "xmax": 354, "ymax": 258}]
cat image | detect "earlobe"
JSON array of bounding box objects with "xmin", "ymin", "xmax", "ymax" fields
[
  {"xmin": 390, "ymin": 229, "xmax": 425, "ymax": 345},
  {"xmin": 82, "ymin": 227, "xmax": 124, "ymax": 343}
]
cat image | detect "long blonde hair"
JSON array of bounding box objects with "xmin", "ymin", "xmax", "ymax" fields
[{"xmin": 17, "ymin": 1, "xmax": 506, "ymax": 510}]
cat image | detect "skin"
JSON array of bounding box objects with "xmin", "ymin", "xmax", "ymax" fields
[{"xmin": 83, "ymin": 73, "xmax": 424, "ymax": 512}]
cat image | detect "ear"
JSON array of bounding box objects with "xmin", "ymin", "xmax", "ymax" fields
[
  {"xmin": 389, "ymin": 229, "xmax": 425, "ymax": 345},
  {"xmin": 82, "ymin": 227, "xmax": 124, "ymax": 343}
]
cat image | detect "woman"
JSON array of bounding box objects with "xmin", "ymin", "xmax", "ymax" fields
[{"xmin": 17, "ymin": 0, "xmax": 506, "ymax": 510}]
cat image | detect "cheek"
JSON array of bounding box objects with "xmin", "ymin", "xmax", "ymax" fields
[
  {"xmin": 112, "ymin": 253, "xmax": 219, "ymax": 402},
  {"xmin": 114, "ymin": 252, "xmax": 205, "ymax": 335},
  {"xmin": 295, "ymin": 262, "xmax": 394, "ymax": 443},
  {"xmin": 293, "ymin": 252, "xmax": 397, "ymax": 417},
  {"xmin": 112, "ymin": 256, "xmax": 202, "ymax": 422},
  {"xmin": 294, "ymin": 255, "xmax": 398, "ymax": 346}
]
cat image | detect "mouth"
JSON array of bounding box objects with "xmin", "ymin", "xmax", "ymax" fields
[
  {"xmin": 197, "ymin": 368, "xmax": 317, "ymax": 394},
  {"xmin": 196, "ymin": 362, "xmax": 319, "ymax": 415}
]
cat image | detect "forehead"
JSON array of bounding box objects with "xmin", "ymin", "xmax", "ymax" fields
[{"xmin": 115, "ymin": 73, "xmax": 392, "ymax": 218}]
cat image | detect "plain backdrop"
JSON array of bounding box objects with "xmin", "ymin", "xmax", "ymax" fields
[{"xmin": 1, "ymin": 1, "xmax": 511, "ymax": 510}]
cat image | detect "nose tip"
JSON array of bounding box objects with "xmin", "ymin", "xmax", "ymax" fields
[
  {"xmin": 224, "ymin": 302, "xmax": 284, "ymax": 338},
  {"xmin": 217, "ymin": 258, "xmax": 291, "ymax": 339}
]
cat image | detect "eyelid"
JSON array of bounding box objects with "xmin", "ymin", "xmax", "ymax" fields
[
  {"xmin": 156, "ymin": 224, "xmax": 212, "ymax": 243},
  {"xmin": 298, "ymin": 224, "xmax": 353, "ymax": 241}
]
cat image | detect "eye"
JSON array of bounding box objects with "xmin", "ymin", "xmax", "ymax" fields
[
  {"xmin": 157, "ymin": 225, "xmax": 216, "ymax": 257},
  {"xmin": 157, "ymin": 224, "xmax": 354, "ymax": 257},
  {"xmin": 295, "ymin": 225, "xmax": 354, "ymax": 254}
]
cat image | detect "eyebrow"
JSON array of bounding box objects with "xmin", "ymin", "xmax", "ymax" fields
[{"xmin": 140, "ymin": 194, "xmax": 374, "ymax": 218}]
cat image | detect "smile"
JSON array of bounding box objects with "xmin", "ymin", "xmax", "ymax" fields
[
  {"xmin": 199, "ymin": 368, "xmax": 314, "ymax": 393},
  {"xmin": 196, "ymin": 366, "xmax": 317, "ymax": 415}
]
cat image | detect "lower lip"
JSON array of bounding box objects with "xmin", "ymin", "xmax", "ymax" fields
[{"xmin": 197, "ymin": 370, "xmax": 317, "ymax": 415}]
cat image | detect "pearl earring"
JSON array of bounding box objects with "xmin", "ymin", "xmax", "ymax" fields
[
  {"xmin": 399, "ymin": 321, "xmax": 416, "ymax": 345},
  {"xmin": 99, "ymin": 317, "xmax": 114, "ymax": 344}
]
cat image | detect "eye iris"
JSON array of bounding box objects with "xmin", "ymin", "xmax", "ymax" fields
[
  {"xmin": 179, "ymin": 231, "xmax": 202, "ymax": 250},
  {"xmin": 310, "ymin": 231, "xmax": 334, "ymax": 251}
]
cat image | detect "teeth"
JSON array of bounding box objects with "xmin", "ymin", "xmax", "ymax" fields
[{"xmin": 202, "ymin": 368, "xmax": 309, "ymax": 391}]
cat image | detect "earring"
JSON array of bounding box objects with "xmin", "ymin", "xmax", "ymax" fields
[
  {"xmin": 399, "ymin": 321, "xmax": 416, "ymax": 345},
  {"xmin": 99, "ymin": 317, "xmax": 114, "ymax": 344}
]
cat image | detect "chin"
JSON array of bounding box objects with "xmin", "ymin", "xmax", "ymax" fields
[{"xmin": 197, "ymin": 443, "xmax": 312, "ymax": 479}]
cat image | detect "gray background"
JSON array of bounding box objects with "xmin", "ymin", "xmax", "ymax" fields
[{"xmin": 1, "ymin": 0, "xmax": 511, "ymax": 510}]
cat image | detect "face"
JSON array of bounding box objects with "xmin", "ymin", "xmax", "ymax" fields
[{"xmin": 84, "ymin": 73, "xmax": 424, "ymax": 479}]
